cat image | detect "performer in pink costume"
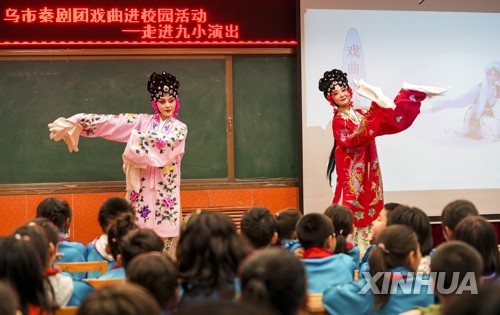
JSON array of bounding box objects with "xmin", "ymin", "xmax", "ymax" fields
[{"xmin": 49, "ymin": 72, "xmax": 187, "ymax": 253}]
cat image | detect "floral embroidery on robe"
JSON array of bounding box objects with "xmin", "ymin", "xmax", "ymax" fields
[
  {"xmin": 332, "ymin": 90, "xmax": 425, "ymax": 227},
  {"xmin": 68, "ymin": 113, "xmax": 187, "ymax": 238}
]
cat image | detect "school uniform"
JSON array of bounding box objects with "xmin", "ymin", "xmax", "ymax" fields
[
  {"xmin": 323, "ymin": 266, "xmax": 434, "ymax": 315},
  {"xmin": 57, "ymin": 233, "xmax": 87, "ymax": 280},
  {"xmin": 301, "ymin": 247, "xmax": 355, "ymax": 293},
  {"xmin": 85, "ymin": 234, "xmax": 116, "ymax": 278},
  {"xmin": 347, "ymin": 242, "xmax": 361, "ymax": 269},
  {"xmin": 67, "ymin": 280, "xmax": 94, "ymax": 306},
  {"xmin": 99, "ymin": 265, "xmax": 126, "ymax": 279},
  {"xmin": 281, "ymin": 238, "xmax": 302, "ymax": 253}
]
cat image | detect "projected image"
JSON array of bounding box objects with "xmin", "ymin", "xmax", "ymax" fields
[
  {"xmin": 300, "ymin": 3, "xmax": 500, "ymax": 216},
  {"xmin": 303, "ymin": 9, "xmax": 500, "ymax": 191}
]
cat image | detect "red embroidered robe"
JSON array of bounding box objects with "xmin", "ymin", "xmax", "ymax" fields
[{"xmin": 332, "ymin": 89, "xmax": 426, "ymax": 227}]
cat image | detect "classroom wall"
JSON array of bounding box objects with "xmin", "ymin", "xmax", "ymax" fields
[{"xmin": 0, "ymin": 187, "xmax": 299, "ymax": 244}]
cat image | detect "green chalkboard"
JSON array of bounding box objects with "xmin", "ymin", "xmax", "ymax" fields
[
  {"xmin": 233, "ymin": 57, "xmax": 299, "ymax": 179},
  {"xmin": 0, "ymin": 59, "xmax": 227, "ymax": 184}
]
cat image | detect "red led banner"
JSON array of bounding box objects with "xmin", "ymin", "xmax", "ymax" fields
[{"xmin": 0, "ymin": 0, "xmax": 296, "ymax": 48}]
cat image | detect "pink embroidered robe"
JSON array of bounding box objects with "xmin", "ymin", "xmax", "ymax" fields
[
  {"xmin": 332, "ymin": 89, "xmax": 425, "ymax": 227},
  {"xmin": 68, "ymin": 113, "xmax": 187, "ymax": 238}
]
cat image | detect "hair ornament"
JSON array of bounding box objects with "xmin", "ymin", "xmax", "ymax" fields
[
  {"xmin": 377, "ymin": 243, "xmax": 390, "ymax": 254},
  {"xmin": 147, "ymin": 71, "xmax": 180, "ymax": 101},
  {"xmin": 339, "ymin": 229, "xmax": 344, "ymax": 235},
  {"xmin": 318, "ymin": 69, "xmax": 349, "ymax": 98}
]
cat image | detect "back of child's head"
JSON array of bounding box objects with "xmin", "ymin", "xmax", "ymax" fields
[
  {"xmin": 296, "ymin": 213, "xmax": 334, "ymax": 250},
  {"xmin": 12, "ymin": 224, "xmax": 50, "ymax": 269},
  {"xmin": 121, "ymin": 229, "xmax": 164, "ymax": 269},
  {"xmin": 29, "ymin": 218, "xmax": 59, "ymax": 247},
  {"xmin": 107, "ymin": 213, "xmax": 139, "ymax": 261},
  {"xmin": 0, "ymin": 282, "xmax": 19, "ymax": 315},
  {"xmin": 431, "ymin": 241, "xmax": 483, "ymax": 298},
  {"xmin": 178, "ymin": 300, "xmax": 277, "ymax": 315},
  {"xmin": 324, "ymin": 204, "xmax": 353, "ymax": 255},
  {"xmin": 239, "ymin": 247, "xmax": 307, "ymax": 315},
  {"xmin": 452, "ymin": 216, "xmax": 500, "ymax": 276},
  {"xmin": 387, "ymin": 205, "xmax": 433, "ymax": 256},
  {"xmin": 441, "ymin": 199, "xmax": 479, "ymax": 235},
  {"xmin": 442, "ymin": 283, "xmax": 500, "ymax": 315},
  {"xmin": 127, "ymin": 252, "xmax": 178, "ymax": 310},
  {"xmin": 240, "ymin": 207, "xmax": 278, "ymax": 249},
  {"xmin": 275, "ymin": 208, "xmax": 302, "ymax": 243},
  {"xmin": 0, "ymin": 236, "xmax": 53, "ymax": 314},
  {"xmin": 78, "ymin": 283, "xmax": 160, "ymax": 315},
  {"xmin": 177, "ymin": 211, "xmax": 250, "ymax": 299},
  {"xmin": 36, "ymin": 197, "xmax": 72, "ymax": 233},
  {"xmin": 98, "ymin": 197, "xmax": 136, "ymax": 233},
  {"xmin": 369, "ymin": 224, "xmax": 419, "ymax": 309}
]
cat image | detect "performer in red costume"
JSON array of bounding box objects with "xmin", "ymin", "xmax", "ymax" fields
[{"xmin": 318, "ymin": 69, "xmax": 447, "ymax": 249}]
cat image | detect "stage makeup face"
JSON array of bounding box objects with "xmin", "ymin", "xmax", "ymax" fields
[
  {"xmin": 157, "ymin": 94, "xmax": 176, "ymax": 120},
  {"xmin": 330, "ymin": 85, "xmax": 351, "ymax": 108}
]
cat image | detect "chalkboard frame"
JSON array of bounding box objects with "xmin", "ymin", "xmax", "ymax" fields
[{"xmin": 0, "ymin": 48, "xmax": 299, "ymax": 195}]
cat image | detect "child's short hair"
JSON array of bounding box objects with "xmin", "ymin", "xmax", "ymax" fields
[
  {"xmin": 127, "ymin": 252, "xmax": 178, "ymax": 310},
  {"xmin": 441, "ymin": 199, "xmax": 479, "ymax": 231},
  {"xmin": 452, "ymin": 216, "xmax": 500, "ymax": 277},
  {"xmin": 387, "ymin": 205, "xmax": 433, "ymax": 256},
  {"xmin": 296, "ymin": 213, "xmax": 334, "ymax": 250},
  {"xmin": 98, "ymin": 197, "xmax": 136, "ymax": 233},
  {"xmin": 107, "ymin": 213, "xmax": 139, "ymax": 260},
  {"xmin": 240, "ymin": 207, "xmax": 277, "ymax": 249},
  {"xmin": 276, "ymin": 208, "xmax": 302, "ymax": 241},
  {"xmin": 324, "ymin": 204, "xmax": 353, "ymax": 255},
  {"xmin": 240, "ymin": 247, "xmax": 307, "ymax": 315},
  {"xmin": 36, "ymin": 197, "xmax": 72, "ymax": 232},
  {"xmin": 431, "ymin": 240, "xmax": 483, "ymax": 296},
  {"xmin": 121, "ymin": 229, "xmax": 164, "ymax": 269},
  {"xmin": 78, "ymin": 283, "xmax": 160, "ymax": 315}
]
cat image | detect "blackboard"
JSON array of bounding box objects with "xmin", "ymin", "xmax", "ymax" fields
[
  {"xmin": 0, "ymin": 56, "xmax": 298, "ymax": 184},
  {"xmin": 233, "ymin": 57, "xmax": 299, "ymax": 179},
  {"xmin": 0, "ymin": 59, "xmax": 227, "ymax": 183}
]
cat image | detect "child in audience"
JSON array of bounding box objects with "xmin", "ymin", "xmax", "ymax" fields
[
  {"xmin": 127, "ymin": 252, "xmax": 178, "ymax": 315},
  {"xmin": 86, "ymin": 196, "xmax": 136, "ymax": 278},
  {"xmin": 401, "ymin": 240, "xmax": 484, "ymax": 315},
  {"xmin": 78, "ymin": 283, "xmax": 160, "ymax": 315},
  {"xmin": 323, "ymin": 225, "xmax": 434, "ymax": 315},
  {"xmin": 99, "ymin": 213, "xmax": 139, "ymax": 279},
  {"xmin": 452, "ymin": 216, "xmax": 500, "ymax": 283},
  {"xmin": 387, "ymin": 205, "xmax": 434, "ymax": 274},
  {"xmin": 28, "ymin": 218, "xmax": 94, "ymax": 306},
  {"xmin": 360, "ymin": 202, "xmax": 400, "ymax": 271},
  {"xmin": 0, "ymin": 235, "xmax": 53, "ymax": 315},
  {"xmin": 297, "ymin": 213, "xmax": 355, "ymax": 293},
  {"xmin": 120, "ymin": 228, "xmax": 164, "ymax": 270},
  {"xmin": 239, "ymin": 247, "xmax": 307, "ymax": 315},
  {"xmin": 275, "ymin": 208, "xmax": 303, "ymax": 257},
  {"xmin": 240, "ymin": 207, "xmax": 278, "ymax": 249},
  {"xmin": 441, "ymin": 199, "xmax": 479, "ymax": 241},
  {"xmin": 14, "ymin": 223, "xmax": 73, "ymax": 307},
  {"xmin": 324, "ymin": 204, "xmax": 360, "ymax": 268},
  {"xmin": 36, "ymin": 197, "xmax": 86, "ymax": 279},
  {"xmin": 176, "ymin": 211, "xmax": 251, "ymax": 307}
]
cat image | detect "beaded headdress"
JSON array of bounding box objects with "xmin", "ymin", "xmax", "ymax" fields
[
  {"xmin": 318, "ymin": 69, "xmax": 349, "ymax": 98},
  {"xmin": 147, "ymin": 71, "xmax": 180, "ymax": 101}
]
